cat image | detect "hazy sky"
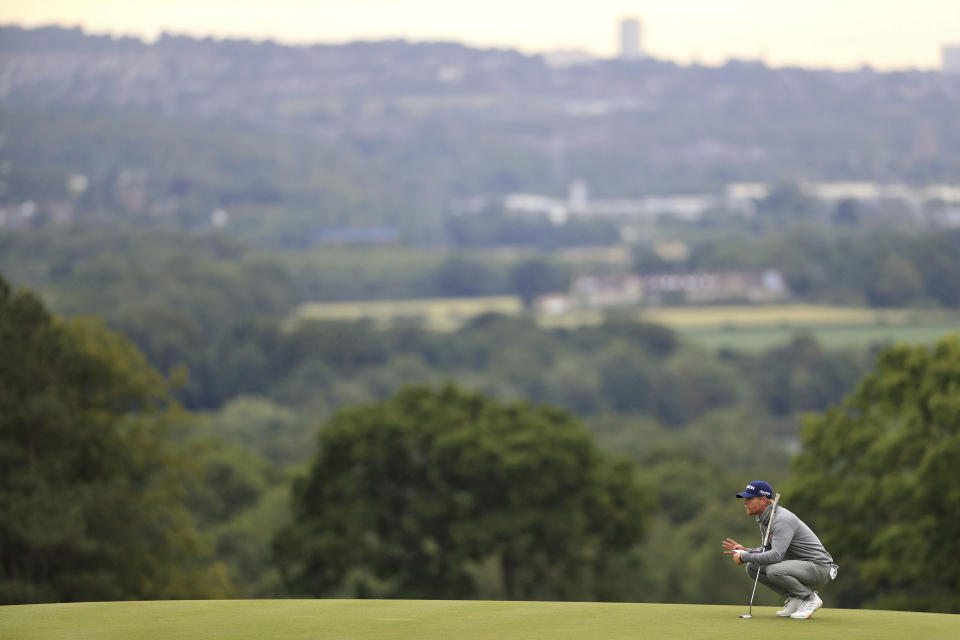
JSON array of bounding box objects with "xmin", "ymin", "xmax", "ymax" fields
[{"xmin": 3, "ymin": 1, "xmax": 960, "ymax": 69}]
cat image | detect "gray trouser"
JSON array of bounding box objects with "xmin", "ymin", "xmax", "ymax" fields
[{"xmin": 745, "ymin": 560, "xmax": 832, "ymax": 600}]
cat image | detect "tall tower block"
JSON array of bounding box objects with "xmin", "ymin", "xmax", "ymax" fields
[{"xmin": 619, "ymin": 17, "xmax": 644, "ymax": 60}]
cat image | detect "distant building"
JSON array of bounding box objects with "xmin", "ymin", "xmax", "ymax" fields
[
  {"xmin": 536, "ymin": 293, "xmax": 575, "ymax": 315},
  {"xmin": 566, "ymin": 270, "xmax": 789, "ymax": 310},
  {"xmin": 114, "ymin": 168, "xmax": 148, "ymax": 214},
  {"xmin": 619, "ymin": 17, "xmax": 644, "ymax": 60},
  {"xmin": 502, "ymin": 188, "xmax": 744, "ymax": 224},
  {"xmin": 572, "ymin": 274, "xmax": 644, "ymax": 309},
  {"xmin": 568, "ymin": 180, "xmax": 589, "ymax": 213},
  {"xmin": 799, "ymin": 181, "xmax": 960, "ymax": 211},
  {"xmin": 943, "ymin": 45, "xmax": 960, "ymax": 74},
  {"xmin": 211, "ymin": 209, "xmax": 229, "ymax": 228},
  {"xmin": 637, "ymin": 270, "xmax": 789, "ymax": 306}
]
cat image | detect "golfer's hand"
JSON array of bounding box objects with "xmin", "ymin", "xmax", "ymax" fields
[
  {"xmin": 721, "ymin": 538, "xmax": 745, "ymax": 552},
  {"xmin": 722, "ymin": 538, "xmax": 746, "ymax": 565}
]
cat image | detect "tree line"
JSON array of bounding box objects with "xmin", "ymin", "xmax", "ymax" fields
[
  {"xmin": 634, "ymin": 226, "xmax": 960, "ymax": 309},
  {"xmin": 3, "ymin": 273, "xmax": 957, "ymax": 611}
]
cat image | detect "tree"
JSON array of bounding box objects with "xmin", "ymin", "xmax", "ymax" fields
[
  {"xmin": 182, "ymin": 436, "xmax": 290, "ymax": 597},
  {"xmin": 432, "ymin": 254, "xmax": 498, "ymax": 297},
  {"xmin": 0, "ymin": 274, "xmax": 232, "ymax": 603},
  {"xmin": 869, "ymin": 254, "xmax": 924, "ymax": 307},
  {"xmin": 912, "ymin": 233, "xmax": 960, "ymax": 307},
  {"xmin": 753, "ymin": 336, "xmax": 868, "ymax": 416},
  {"xmin": 789, "ymin": 335, "xmax": 960, "ymax": 612},
  {"xmin": 201, "ymin": 395, "xmax": 311, "ymax": 466},
  {"xmin": 274, "ymin": 384, "xmax": 653, "ymax": 600},
  {"xmin": 756, "ymin": 182, "xmax": 821, "ymax": 222},
  {"xmin": 509, "ymin": 257, "xmax": 567, "ymax": 308}
]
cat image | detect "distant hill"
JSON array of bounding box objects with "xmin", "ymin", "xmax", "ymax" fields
[{"xmin": 1, "ymin": 25, "xmax": 959, "ymax": 244}]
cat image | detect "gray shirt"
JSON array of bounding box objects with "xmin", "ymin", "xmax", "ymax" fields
[{"xmin": 740, "ymin": 504, "xmax": 834, "ymax": 566}]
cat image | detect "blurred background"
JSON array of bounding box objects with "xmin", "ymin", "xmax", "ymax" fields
[{"xmin": 1, "ymin": 1, "xmax": 959, "ymax": 611}]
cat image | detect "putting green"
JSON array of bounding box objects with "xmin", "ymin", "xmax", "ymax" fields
[{"xmin": 2, "ymin": 599, "xmax": 957, "ymax": 640}]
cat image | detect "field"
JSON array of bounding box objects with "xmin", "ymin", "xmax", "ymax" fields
[
  {"xmin": 2, "ymin": 599, "xmax": 958, "ymax": 640},
  {"xmin": 638, "ymin": 305, "xmax": 960, "ymax": 352},
  {"xmin": 680, "ymin": 323, "xmax": 960, "ymax": 352},
  {"xmin": 290, "ymin": 296, "xmax": 524, "ymax": 332},
  {"xmin": 288, "ymin": 298, "xmax": 960, "ymax": 351}
]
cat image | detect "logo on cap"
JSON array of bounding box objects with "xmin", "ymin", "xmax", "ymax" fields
[{"xmin": 736, "ymin": 480, "xmax": 774, "ymax": 499}]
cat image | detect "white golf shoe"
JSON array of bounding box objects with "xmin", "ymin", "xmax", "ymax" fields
[
  {"xmin": 775, "ymin": 596, "xmax": 802, "ymax": 617},
  {"xmin": 790, "ymin": 593, "xmax": 823, "ymax": 619}
]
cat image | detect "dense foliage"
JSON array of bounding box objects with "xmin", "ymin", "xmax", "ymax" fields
[
  {"xmin": 3, "ymin": 266, "xmax": 957, "ymax": 609},
  {"xmin": 790, "ymin": 336, "xmax": 960, "ymax": 612},
  {"xmin": 0, "ymin": 230, "xmax": 874, "ymax": 419},
  {"xmin": 636, "ymin": 228, "xmax": 960, "ymax": 309},
  {"xmin": 275, "ymin": 385, "xmax": 654, "ymax": 600},
  {"xmin": 0, "ymin": 275, "xmax": 231, "ymax": 602}
]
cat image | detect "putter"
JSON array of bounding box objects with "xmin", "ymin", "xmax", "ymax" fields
[{"xmin": 739, "ymin": 492, "xmax": 780, "ymax": 619}]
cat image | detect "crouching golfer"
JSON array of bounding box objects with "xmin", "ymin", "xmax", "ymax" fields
[{"xmin": 722, "ymin": 481, "xmax": 838, "ymax": 619}]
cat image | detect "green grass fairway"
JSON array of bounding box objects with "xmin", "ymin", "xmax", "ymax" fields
[{"xmin": 2, "ymin": 600, "xmax": 958, "ymax": 640}]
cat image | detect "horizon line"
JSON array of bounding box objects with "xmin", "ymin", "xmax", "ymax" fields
[{"xmin": 3, "ymin": 22, "xmax": 956, "ymax": 74}]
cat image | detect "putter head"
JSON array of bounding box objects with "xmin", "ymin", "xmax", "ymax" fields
[{"xmin": 738, "ymin": 614, "xmax": 753, "ymax": 619}]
